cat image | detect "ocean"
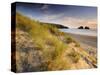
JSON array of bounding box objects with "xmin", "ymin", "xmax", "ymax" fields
[{"xmin": 59, "ymin": 29, "xmax": 97, "ymax": 36}]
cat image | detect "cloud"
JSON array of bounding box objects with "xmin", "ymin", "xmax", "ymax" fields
[
  {"xmin": 40, "ymin": 4, "xmax": 51, "ymax": 14},
  {"xmin": 44, "ymin": 13, "xmax": 64, "ymax": 20},
  {"xmin": 59, "ymin": 17, "xmax": 97, "ymax": 29},
  {"xmin": 41, "ymin": 5, "xmax": 49, "ymax": 10},
  {"xmin": 40, "ymin": 13, "xmax": 64, "ymax": 23},
  {"xmin": 86, "ymin": 19, "xmax": 97, "ymax": 28}
]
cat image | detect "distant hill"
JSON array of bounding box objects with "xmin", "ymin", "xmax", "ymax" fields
[{"xmin": 41, "ymin": 22, "xmax": 69, "ymax": 29}]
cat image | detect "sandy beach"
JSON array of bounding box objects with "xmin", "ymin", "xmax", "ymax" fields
[{"xmin": 67, "ymin": 33, "xmax": 97, "ymax": 50}]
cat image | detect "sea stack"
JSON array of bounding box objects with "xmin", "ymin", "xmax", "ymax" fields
[
  {"xmin": 78, "ymin": 26, "xmax": 84, "ymax": 29},
  {"xmin": 85, "ymin": 26, "xmax": 90, "ymax": 29}
]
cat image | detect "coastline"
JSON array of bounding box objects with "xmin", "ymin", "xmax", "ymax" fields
[
  {"xmin": 66, "ymin": 33, "xmax": 97, "ymax": 48},
  {"xmin": 64, "ymin": 32, "xmax": 97, "ymax": 57}
]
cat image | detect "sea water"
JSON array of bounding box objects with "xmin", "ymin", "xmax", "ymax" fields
[{"xmin": 59, "ymin": 29, "xmax": 97, "ymax": 36}]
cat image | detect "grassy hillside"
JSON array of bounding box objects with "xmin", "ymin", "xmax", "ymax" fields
[{"xmin": 12, "ymin": 12, "xmax": 95, "ymax": 72}]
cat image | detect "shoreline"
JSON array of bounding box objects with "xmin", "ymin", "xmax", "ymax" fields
[
  {"xmin": 59, "ymin": 29, "xmax": 97, "ymax": 37},
  {"xmin": 65, "ymin": 32, "xmax": 97, "ymax": 49}
]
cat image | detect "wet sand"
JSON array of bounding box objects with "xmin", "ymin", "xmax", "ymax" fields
[{"xmin": 67, "ymin": 33, "xmax": 97, "ymax": 50}]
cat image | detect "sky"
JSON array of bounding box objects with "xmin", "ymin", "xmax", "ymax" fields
[{"xmin": 16, "ymin": 2, "xmax": 97, "ymax": 29}]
